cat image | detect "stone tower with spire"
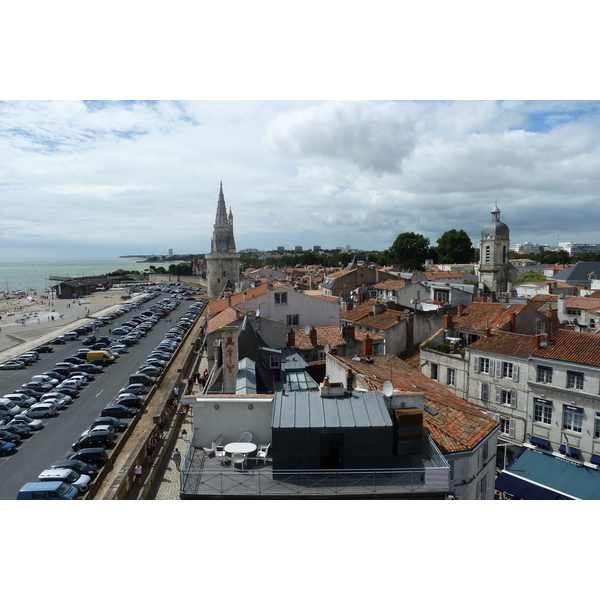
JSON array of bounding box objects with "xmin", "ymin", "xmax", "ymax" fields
[
  {"xmin": 478, "ymin": 202, "xmax": 516, "ymax": 295},
  {"xmin": 206, "ymin": 183, "xmax": 241, "ymax": 298}
]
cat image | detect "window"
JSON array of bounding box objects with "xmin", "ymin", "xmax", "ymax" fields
[
  {"xmin": 481, "ymin": 381, "xmax": 489, "ymax": 402},
  {"xmin": 434, "ymin": 290, "xmax": 449, "ymax": 303},
  {"xmin": 485, "ymin": 246, "xmax": 491, "ymax": 263},
  {"xmin": 595, "ymin": 414, "xmax": 600, "ymax": 439},
  {"xmin": 534, "ymin": 399, "xmax": 552, "ymax": 425},
  {"xmin": 536, "ymin": 366, "xmax": 553, "ymax": 384},
  {"xmin": 500, "ymin": 417, "xmax": 515, "ymax": 438},
  {"xmin": 566, "ymin": 371, "xmax": 584, "ymax": 391},
  {"xmin": 497, "ymin": 388, "xmax": 517, "ymax": 407},
  {"xmin": 502, "ymin": 362, "xmax": 513, "ymax": 378},
  {"xmin": 500, "ymin": 389, "xmax": 512, "ymax": 405},
  {"xmin": 269, "ymin": 355, "xmax": 280, "ymax": 369},
  {"xmin": 563, "ymin": 406, "xmax": 583, "ymax": 433},
  {"xmin": 286, "ymin": 314, "xmax": 299, "ymax": 326},
  {"xmin": 479, "ymin": 357, "xmax": 490, "ymax": 374},
  {"xmin": 447, "ymin": 368, "xmax": 455, "ymax": 386},
  {"xmin": 431, "ymin": 363, "xmax": 438, "ymax": 380},
  {"xmin": 274, "ymin": 292, "xmax": 287, "ymax": 305}
]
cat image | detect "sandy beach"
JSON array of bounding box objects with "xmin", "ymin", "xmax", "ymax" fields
[{"xmin": 0, "ymin": 289, "xmax": 137, "ymax": 361}]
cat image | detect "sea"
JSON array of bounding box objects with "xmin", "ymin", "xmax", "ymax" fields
[{"xmin": 0, "ymin": 257, "xmax": 153, "ymax": 293}]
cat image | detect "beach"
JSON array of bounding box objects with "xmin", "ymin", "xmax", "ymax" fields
[{"xmin": 0, "ymin": 289, "xmax": 135, "ymax": 361}]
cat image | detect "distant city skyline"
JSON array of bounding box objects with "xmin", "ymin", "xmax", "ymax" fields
[{"xmin": 1, "ymin": 100, "xmax": 599, "ymax": 259}]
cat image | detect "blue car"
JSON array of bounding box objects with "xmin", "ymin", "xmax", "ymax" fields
[{"xmin": 0, "ymin": 439, "xmax": 17, "ymax": 455}]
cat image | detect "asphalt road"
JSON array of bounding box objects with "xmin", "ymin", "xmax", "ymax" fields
[{"xmin": 0, "ymin": 293, "xmax": 199, "ymax": 499}]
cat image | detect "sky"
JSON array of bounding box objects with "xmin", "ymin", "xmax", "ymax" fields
[
  {"xmin": 1, "ymin": 4, "xmax": 598, "ymax": 263},
  {"xmin": 2, "ymin": 99, "xmax": 598, "ymax": 259}
]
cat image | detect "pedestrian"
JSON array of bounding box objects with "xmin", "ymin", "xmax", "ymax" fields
[
  {"xmin": 134, "ymin": 463, "xmax": 142, "ymax": 485},
  {"xmin": 172, "ymin": 448, "xmax": 182, "ymax": 471},
  {"xmin": 146, "ymin": 444, "xmax": 154, "ymax": 464},
  {"xmin": 173, "ymin": 385, "xmax": 179, "ymax": 398},
  {"xmin": 157, "ymin": 420, "xmax": 165, "ymax": 438}
]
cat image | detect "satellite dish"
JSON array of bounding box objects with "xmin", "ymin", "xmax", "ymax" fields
[
  {"xmin": 304, "ymin": 325, "xmax": 310, "ymax": 334},
  {"xmin": 324, "ymin": 344, "xmax": 330, "ymax": 353},
  {"xmin": 382, "ymin": 380, "xmax": 394, "ymax": 398},
  {"xmin": 256, "ymin": 308, "xmax": 260, "ymax": 317}
]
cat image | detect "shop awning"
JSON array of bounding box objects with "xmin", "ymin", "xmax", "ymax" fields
[
  {"xmin": 495, "ymin": 472, "xmax": 572, "ymax": 500},
  {"xmin": 559, "ymin": 445, "xmax": 581, "ymax": 458},
  {"xmin": 529, "ymin": 436, "xmax": 551, "ymax": 449}
]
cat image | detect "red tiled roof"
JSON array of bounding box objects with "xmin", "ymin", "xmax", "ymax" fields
[
  {"xmin": 290, "ymin": 324, "xmax": 385, "ymax": 351},
  {"xmin": 208, "ymin": 283, "xmax": 279, "ymax": 317},
  {"xmin": 532, "ymin": 329, "xmax": 600, "ymax": 367},
  {"xmin": 469, "ymin": 331, "xmax": 535, "ymax": 359},
  {"xmin": 207, "ymin": 306, "xmax": 246, "ymax": 334},
  {"xmin": 330, "ymin": 354, "xmax": 498, "ymax": 454},
  {"xmin": 423, "ymin": 270, "xmax": 466, "ymax": 281},
  {"xmin": 453, "ymin": 302, "xmax": 528, "ymax": 332},
  {"xmin": 372, "ymin": 279, "xmax": 407, "ymax": 290}
]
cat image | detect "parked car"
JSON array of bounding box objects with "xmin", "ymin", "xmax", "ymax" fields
[
  {"xmin": 0, "ymin": 422, "xmax": 33, "ymax": 438},
  {"xmin": 21, "ymin": 382, "xmax": 53, "ymax": 394},
  {"xmin": 16, "ymin": 481, "xmax": 78, "ymax": 500},
  {"xmin": 38, "ymin": 395, "xmax": 68, "ymax": 410},
  {"xmin": 33, "ymin": 345, "xmax": 54, "ymax": 353},
  {"xmin": 89, "ymin": 416, "xmax": 128, "ymax": 432},
  {"xmin": 39, "ymin": 468, "xmax": 91, "ymax": 493},
  {"xmin": 50, "ymin": 337, "xmax": 67, "ymax": 345},
  {"xmin": 0, "ymin": 398, "xmax": 23, "ymax": 418},
  {"xmin": 14, "ymin": 387, "xmax": 44, "ymax": 400},
  {"xmin": 67, "ymin": 448, "xmax": 109, "ymax": 468},
  {"xmin": 0, "ymin": 429, "xmax": 21, "ymax": 444},
  {"xmin": 119, "ymin": 383, "xmax": 146, "ymax": 397},
  {"xmin": 41, "ymin": 392, "xmax": 74, "ymax": 405},
  {"xmin": 72, "ymin": 363, "xmax": 103, "ymax": 375},
  {"xmin": 49, "ymin": 459, "xmax": 99, "ymax": 479},
  {"xmin": 12, "ymin": 413, "xmax": 44, "ymax": 430},
  {"xmin": 43, "ymin": 370, "xmax": 67, "ymax": 382},
  {"xmin": 100, "ymin": 404, "xmax": 137, "ymax": 419},
  {"xmin": 82, "ymin": 336, "xmax": 97, "ymax": 345},
  {"xmin": 25, "ymin": 402, "xmax": 58, "ymax": 419},
  {"xmin": 114, "ymin": 395, "xmax": 142, "ymax": 409},
  {"xmin": 0, "ymin": 360, "xmax": 26, "ymax": 370},
  {"xmin": 0, "ymin": 439, "xmax": 17, "ymax": 455},
  {"xmin": 2, "ymin": 393, "xmax": 36, "ymax": 409},
  {"xmin": 31, "ymin": 374, "xmax": 60, "ymax": 387},
  {"xmin": 71, "ymin": 429, "xmax": 114, "ymax": 451},
  {"xmin": 62, "ymin": 356, "xmax": 86, "ymax": 365}
]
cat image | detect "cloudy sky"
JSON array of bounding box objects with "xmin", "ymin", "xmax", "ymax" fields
[{"xmin": 1, "ymin": 4, "xmax": 598, "ymax": 260}]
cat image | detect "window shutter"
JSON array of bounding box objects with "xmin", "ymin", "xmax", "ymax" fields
[
  {"xmin": 512, "ymin": 365, "xmax": 519, "ymax": 382},
  {"xmin": 510, "ymin": 390, "xmax": 517, "ymax": 408},
  {"xmin": 474, "ymin": 359, "xmax": 479, "ymax": 373},
  {"xmin": 481, "ymin": 382, "xmax": 489, "ymax": 402},
  {"xmin": 495, "ymin": 361, "xmax": 502, "ymax": 378},
  {"xmin": 489, "ymin": 360, "xmax": 495, "ymax": 376},
  {"xmin": 496, "ymin": 388, "xmax": 501, "ymax": 404},
  {"xmin": 509, "ymin": 419, "xmax": 516, "ymax": 438},
  {"xmin": 485, "ymin": 473, "xmax": 491, "ymax": 498}
]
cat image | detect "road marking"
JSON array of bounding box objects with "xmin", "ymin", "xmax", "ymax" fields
[{"xmin": 95, "ymin": 389, "xmax": 104, "ymax": 397}]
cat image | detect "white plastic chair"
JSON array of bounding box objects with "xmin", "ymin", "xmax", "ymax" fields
[
  {"xmin": 215, "ymin": 445, "xmax": 227, "ymax": 465},
  {"xmin": 232, "ymin": 453, "xmax": 246, "ymax": 469},
  {"xmin": 203, "ymin": 434, "xmax": 224, "ymax": 457},
  {"xmin": 256, "ymin": 443, "xmax": 270, "ymax": 466},
  {"xmin": 238, "ymin": 431, "xmax": 252, "ymax": 443}
]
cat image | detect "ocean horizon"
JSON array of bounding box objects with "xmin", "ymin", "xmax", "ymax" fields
[{"xmin": 0, "ymin": 257, "xmax": 154, "ymax": 293}]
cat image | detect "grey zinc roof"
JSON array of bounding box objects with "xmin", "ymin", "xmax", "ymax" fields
[{"xmin": 272, "ymin": 390, "xmax": 392, "ymax": 429}]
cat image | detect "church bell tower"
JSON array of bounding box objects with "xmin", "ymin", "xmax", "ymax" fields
[{"xmin": 206, "ymin": 183, "xmax": 241, "ymax": 298}]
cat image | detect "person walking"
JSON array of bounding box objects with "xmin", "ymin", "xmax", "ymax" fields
[
  {"xmin": 134, "ymin": 463, "xmax": 143, "ymax": 485},
  {"xmin": 172, "ymin": 448, "xmax": 182, "ymax": 471}
]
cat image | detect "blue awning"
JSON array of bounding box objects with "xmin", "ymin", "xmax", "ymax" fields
[
  {"xmin": 591, "ymin": 454, "xmax": 600, "ymax": 466},
  {"xmin": 559, "ymin": 445, "xmax": 581, "ymax": 458},
  {"xmin": 529, "ymin": 436, "xmax": 551, "ymax": 449},
  {"xmin": 495, "ymin": 473, "xmax": 572, "ymax": 500}
]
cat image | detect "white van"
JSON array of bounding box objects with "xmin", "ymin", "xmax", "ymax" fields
[
  {"xmin": 0, "ymin": 398, "xmax": 22, "ymax": 417},
  {"xmin": 38, "ymin": 468, "xmax": 91, "ymax": 493}
]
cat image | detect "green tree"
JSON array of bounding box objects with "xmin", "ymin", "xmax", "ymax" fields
[
  {"xmin": 516, "ymin": 271, "xmax": 547, "ymax": 284},
  {"xmin": 387, "ymin": 232, "xmax": 430, "ymax": 270},
  {"xmin": 434, "ymin": 229, "xmax": 475, "ymax": 264}
]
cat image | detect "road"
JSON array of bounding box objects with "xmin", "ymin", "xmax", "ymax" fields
[{"xmin": 0, "ymin": 293, "xmax": 199, "ymax": 499}]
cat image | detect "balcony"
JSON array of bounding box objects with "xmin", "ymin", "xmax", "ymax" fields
[{"xmin": 179, "ymin": 435, "xmax": 451, "ymax": 499}]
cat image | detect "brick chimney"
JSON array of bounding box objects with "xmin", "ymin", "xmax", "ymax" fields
[
  {"xmin": 309, "ymin": 326, "xmax": 318, "ymax": 345},
  {"xmin": 532, "ymin": 333, "xmax": 541, "ymax": 350},
  {"xmin": 484, "ymin": 327, "xmax": 491, "ymax": 337},
  {"xmin": 457, "ymin": 303, "xmax": 464, "ymax": 316},
  {"xmin": 510, "ymin": 312, "xmax": 517, "ymax": 332},
  {"xmin": 548, "ymin": 308, "xmax": 559, "ymax": 324},
  {"xmin": 287, "ymin": 329, "xmax": 295, "ymax": 346},
  {"xmin": 443, "ymin": 314, "xmax": 453, "ymax": 330},
  {"xmin": 362, "ymin": 334, "xmax": 373, "ymax": 356}
]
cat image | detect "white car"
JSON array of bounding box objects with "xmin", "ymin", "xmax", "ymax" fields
[
  {"xmin": 37, "ymin": 396, "xmax": 67, "ymax": 410},
  {"xmin": 12, "ymin": 414, "xmax": 44, "ymax": 430},
  {"xmin": 31, "ymin": 374, "xmax": 59, "ymax": 386},
  {"xmin": 41, "ymin": 392, "xmax": 74, "ymax": 405},
  {"xmin": 80, "ymin": 424, "xmax": 115, "ymax": 438},
  {"xmin": 39, "ymin": 468, "xmax": 91, "ymax": 493},
  {"xmin": 25, "ymin": 402, "xmax": 58, "ymax": 419}
]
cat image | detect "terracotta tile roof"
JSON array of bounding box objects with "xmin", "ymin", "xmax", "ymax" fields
[
  {"xmin": 469, "ymin": 331, "xmax": 535, "ymax": 359},
  {"xmin": 423, "ymin": 270, "xmax": 466, "ymax": 281},
  {"xmin": 372, "ymin": 279, "xmax": 407, "ymax": 290},
  {"xmin": 330, "ymin": 354, "xmax": 498, "ymax": 454},
  {"xmin": 565, "ymin": 296, "xmax": 600, "ymax": 310},
  {"xmin": 290, "ymin": 324, "xmax": 385, "ymax": 351},
  {"xmin": 341, "ymin": 299, "xmax": 383, "ymax": 322},
  {"xmin": 532, "ymin": 328, "xmax": 600, "ymax": 367},
  {"xmin": 355, "ymin": 310, "xmax": 409, "ymax": 331},
  {"xmin": 302, "ymin": 290, "xmax": 340, "ymax": 302},
  {"xmin": 453, "ymin": 302, "xmax": 528, "ymax": 332},
  {"xmin": 587, "ymin": 290, "xmax": 600, "ymax": 299},
  {"xmin": 208, "ymin": 283, "xmax": 279, "ymax": 317},
  {"xmin": 207, "ymin": 306, "xmax": 246, "ymax": 334},
  {"xmin": 325, "ymin": 268, "xmax": 348, "ymax": 280}
]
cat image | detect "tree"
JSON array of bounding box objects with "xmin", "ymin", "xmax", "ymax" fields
[
  {"xmin": 516, "ymin": 271, "xmax": 547, "ymax": 284},
  {"xmin": 387, "ymin": 232, "xmax": 430, "ymax": 270},
  {"xmin": 435, "ymin": 229, "xmax": 475, "ymax": 264}
]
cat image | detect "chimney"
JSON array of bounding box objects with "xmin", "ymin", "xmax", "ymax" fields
[
  {"xmin": 457, "ymin": 303, "xmax": 464, "ymax": 316},
  {"xmin": 443, "ymin": 314, "xmax": 453, "ymax": 330},
  {"xmin": 548, "ymin": 308, "xmax": 559, "ymax": 324},
  {"xmin": 484, "ymin": 326, "xmax": 491, "ymax": 337},
  {"xmin": 227, "ymin": 296, "xmax": 231, "ymax": 306},
  {"xmin": 510, "ymin": 312, "xmax": 517, "ymax": 332},
  {"xmin": 345, "ymin": 325, "xmax": 355, "ymax": 339},
  {"xmin": 219, "ymin": 325, "xmax": 239, "ymax": 393},
  {"xmin": 310, "ymin": 326, "xmax": 318, "ymax": 345},
  {"xmin": 363, "ymin": 334, "xmax": 373, "ymax": 357},
  {"xmin": 287, "ymin": 329, "xmax": 295, "ymax": 346},
  {"xmin": 243, "ymin": 292, "xmax": 247, "ymax": 302},
  {"xmin": 532, "ymin": 334, "xmax": 541, "ymax": 350}
]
